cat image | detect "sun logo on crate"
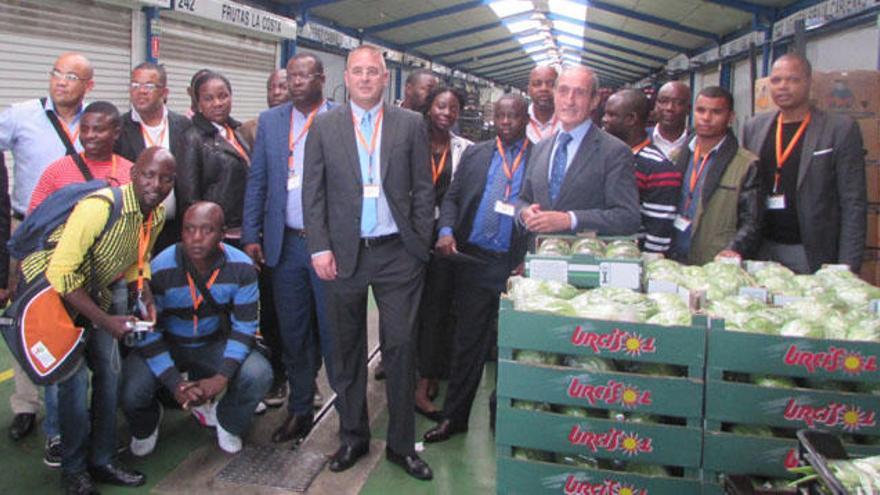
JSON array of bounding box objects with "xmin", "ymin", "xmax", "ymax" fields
[
  {"xmin": 783, "ymin": 399, "xmax": 877, "ymax": 431},
  {"xmin": 567, "ymin": 377, "xmax": 653, "ymax": 409},
  {"xmin": 567, "ymin": 425, "xmax": 653, "ymax": 455},
  {"xmin": 563, "ymin": 476, "xmax": 648, "ymax": 495},
  {"xmin": 783, "ymin": 344, "xmax": 877, "ymax": 375},
  {"xmin": 570, "ymin": 327, "xmax": 657, "ymax": 356},
  {"xmin": 842, "ymin": 406, "xmax": 875, "ymax": 432}
]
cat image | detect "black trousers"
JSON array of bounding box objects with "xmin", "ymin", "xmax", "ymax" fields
[
  {"xmin": 416, "ymin": 255, "xmax": 455, "ymax": 379},
  {"xmin": 324, "ymin": 238, "xmax": 425, "ymax": 455}
]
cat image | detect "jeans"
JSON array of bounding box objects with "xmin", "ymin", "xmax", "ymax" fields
[
  {"xmin": 121, "ymin": 341, "xmax": 271, "ymax": 439},
  {"xmin": 273, "ymin": 231, "xmax": 335, "ymax": 416},
  {"xmin": 58, "ymin": 326, "xmax": 122, "ymax": 475}
]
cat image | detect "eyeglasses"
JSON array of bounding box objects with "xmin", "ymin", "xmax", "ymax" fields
[
  {"xmin": 287, "ymin": 73, "xmax": 321, "ymax": 83},
  {"xmin": 49, "ymin": 69, "xmax": 90, "ymax": 82},
  {"xmin": 348, "ymin": 67, "xmax": 382, "ymax": 78},
  {"xmin": 556, "ymin": 85, "xmax": 590, "ymax": 99},
  {"xmin": 130, "ymin": 82, "xmax": 163, "ymax": 91}
]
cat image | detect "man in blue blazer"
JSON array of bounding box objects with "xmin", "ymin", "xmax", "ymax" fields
[{"xmin": 242, "ymin": 52, "xmax": 335, "ymax": 444}]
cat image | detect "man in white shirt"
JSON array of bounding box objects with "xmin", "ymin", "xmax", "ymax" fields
[
  {"xmin": 651, "ymin": 81, "xmax": 691, "ymax": 161},
  {"xmin": 525, "ymin": 65, "xmax": 559, "ymax": 144}
]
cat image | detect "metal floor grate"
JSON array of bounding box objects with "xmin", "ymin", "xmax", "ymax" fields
[{"xmin": 215, "ymin": 445, "xmax": 328, "ymax": 492}]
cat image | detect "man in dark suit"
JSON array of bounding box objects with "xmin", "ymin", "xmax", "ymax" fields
[
  {"xmin": 115, "ymin": 62, "xmax": 191, "ymax": 253},
  {"xmin": 302, "ymin": 45, "xmax": 434, "ymax": 481},
  {"xmin": 242, "ymin": 52, "xmax": 335, "ymax": 443},
  {"xmin": 741, "ymin": 53, "xmax": 866, "ymax": 273},
  {"xmin": 517, "ymin": 66, "xmax": 640, "ymax": 236},
  {"xmin": 423, "ymin": 94, "xmax": 531, "ymax": 443}
]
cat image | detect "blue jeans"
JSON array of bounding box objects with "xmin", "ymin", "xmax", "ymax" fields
[
  {"xmin": 121, "ymin": 341, "xmax": 271, "ymax": 439},
  {"xmin": 58, "ymin": 326, "xmax": 122, "ymax": 474},
  {"xmin": 273, "ymin": 231, "xmax": 335, "ymax": 416},
  {"xmin": 42, "ymin": 384, "xmax": 59, "ymax": 440}
]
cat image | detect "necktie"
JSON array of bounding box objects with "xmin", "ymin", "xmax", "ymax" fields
[
  {"xmin": 359, "ymin": 111, "xmax": 378, "ymax": 234},
  {"xmin": 481, "ymin": 147, "xmax": 514, "ymax": 241},
  {"xmin": 549, "ymin": 132, "xmax": 572, "ymax": 205}
]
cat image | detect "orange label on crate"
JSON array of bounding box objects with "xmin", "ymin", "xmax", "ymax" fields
[
  {"xmin": 568, "ymin": 425, "xmax": 654, "ymax": 456},
  {"xmin": 783, "ymin": 400, "xmax": 876, "ymax": 431},
  {"xmin": 783, "ymin": 344, "xmax": 878, "ymax": 374},
  {"xmin": 563, "ymin": 476, "xmax": 647, "ymax": 495},
  {"xmin": 571, "ymin": 327, "xmax": 656, "ymax": 357},
  {"xmin": 567, "ymin": 377, "xmax": 652, "ymax": 409}
]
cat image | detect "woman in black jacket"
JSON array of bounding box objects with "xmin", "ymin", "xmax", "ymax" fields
[{"xmin": 179, "ymin": 71, "xmax": 251, "ymax": 239}]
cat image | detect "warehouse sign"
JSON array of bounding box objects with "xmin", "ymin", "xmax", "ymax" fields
[
  {"xmin": 172, "ymin": 0, "xmax": 296, "ymax": 39},
  {"xmin": 774, "ymin": 0, "xmax": 880, "ymax": 40}
]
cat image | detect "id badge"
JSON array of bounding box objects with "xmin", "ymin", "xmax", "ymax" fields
[
  {"xmin": 363, "ymin": 184, "xmax": 381, "ymax": 199},
  {"xmin": 673, "ymin": 215, "xmax": 692, "ymax": 232},
  {"xmin": 494, "ymin": 200, "xmax": 515, "ymax": 217},
  {"xmin": 434, "ymin": 206, "xmax": 440, "ymax": 220},
  {"xmin": 767, "ymin": 194, "xmax": 786, "ymax": 210},
  {"xmin": 287, "ymin": 173, "xmax": 302, "ymax": 191}
]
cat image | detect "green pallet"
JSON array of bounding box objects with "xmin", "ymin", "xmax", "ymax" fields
[
  {"xmin": 496, "ymin": 456, "xmax": 704, "ymax": 495},
  {"xmin": 524, "ymin": 254, "xmax": 644, "ymax": 289}
]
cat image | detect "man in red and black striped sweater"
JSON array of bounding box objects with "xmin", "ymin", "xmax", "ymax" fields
[{"xmin": 603, "ymin": 89, "xmax": 682, "ymax": 253}]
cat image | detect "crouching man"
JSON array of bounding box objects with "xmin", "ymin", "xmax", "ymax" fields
[{"xmin": 121, "ymin": 202, "xmax": 271, "ymax": 455}]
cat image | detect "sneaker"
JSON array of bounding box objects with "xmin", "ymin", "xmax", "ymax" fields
[
  {"xmin": 191, "ymin": 401, "xmax": 217, "ymax": 428},
  {"xmin": 130, "ymin": 404, "xmax": 163, "ymax": 457},
  {"xmin": 263, "ymin": 381, "xmax": 288, "ymax": 407},
  {"xmin": 43, "ymin": 436, "xmax": 62, "ymax": 468},
  {"xmin": 254, "ymin": 401, "xmax": 268, "ymax": 415},
  {"xmin": 216, "ymin": 422, "xmax": 242, "ymax": 454}
]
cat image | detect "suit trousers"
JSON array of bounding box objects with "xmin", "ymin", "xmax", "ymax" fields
[
  {"xmin": 416, "ymin": 254, "xmax": 455, "ymax": 379},
  {"xmin": 324, "ymin": 237, "xmax": 425, "ymax": 455},
  {"xmin": 442, "ymin": 258, "xmax": 505, "ymax": 429}
]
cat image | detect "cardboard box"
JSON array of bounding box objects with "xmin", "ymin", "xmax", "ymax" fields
[
  {"xmin": 812, "ymin": 70, "xmax": 880, "ymax": 117},
  {"xmin": 861, "ymin": 248, "xmax": 880, "ymax": 286},
  {"xmin": 858, "ymin": 117, "xmax": 880, "ymax": 161},
  {"xmin": 868, "ymin": 207, "xmax": 880, "ymax": 248},
  {"xmin": 868, "ymin": 162, "xmax": 880, "ymax": 203}
]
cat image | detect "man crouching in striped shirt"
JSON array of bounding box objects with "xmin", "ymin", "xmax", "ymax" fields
[
  {"xmin": 121, "ymin": 202, "xmax": 271, "ymax": 456},
  {"xmin": 602, "ymin": 89, "xmax": 682, "ymax": 253}
]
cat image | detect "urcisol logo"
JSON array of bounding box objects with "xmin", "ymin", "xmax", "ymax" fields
[
  {"xmin": 568, "ymin": 377, "xmax": 652, "ymax": 409},
  {"xmin": 571, "ymin": 326, "xmax": 656, "ymax": 357},
  {"xmin": 783, "ymin": 344, "xmax": 877, "ymax": 375},
  {"xmin": 783, "ymin": 399, "xmax": 876, "ymax": 432},
  {"xmin": 563, "ymin": 476, "xmax": 647, "ymax": 495},
  {"xmin": 568, "ymin": 425, "xmax": 653, "ymax": 456}
]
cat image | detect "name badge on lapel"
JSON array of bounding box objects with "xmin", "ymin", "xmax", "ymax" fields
[
  {"xmin": 494, "ymin": 201, "xmax": 515, "ymax": 217},
  {"xmin": 767, "ymin": 194, "xmax": 786, "ymax": 210},
  {"xmin": 363, "ymin": 184, "xmax": 381, "ymax": 199},
  {"xmin": 287, "ymin": 174, "xmax": 302, "ymax": 191},
  {"xmin": 674, "ymin": 215, "xmax": 692, "ymax": 232}
]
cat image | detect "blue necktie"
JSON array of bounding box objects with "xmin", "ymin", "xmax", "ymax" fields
[
  {"xmin": 549, "ymin": 132, "xmax": 572, "ymax": 205},
  {"xmin": 359, "ymin": 111, "xmax": 378, "ymax": 234},
  {"xmin": 481, "ymin": 148, "xmax": 514, "ymax": 241}
]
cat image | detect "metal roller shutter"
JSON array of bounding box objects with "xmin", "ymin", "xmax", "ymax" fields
[
  {"xmin": 0, "ymin": 0, "xmax": 133, "ymax": 113},
  {"xmin": 159, "ymin": 17, "xmax": 278, "ymax": 122}
]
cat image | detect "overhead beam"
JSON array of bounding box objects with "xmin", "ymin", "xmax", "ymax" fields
[
  {"xmin": 553, "ymin": 39, "xmax": 656, "ymax": 71},
  {"xmin": 582, "ymin": 0, "xmax": 719, "ymax": 41},
  {"xmin": 466, "ymin": 53, "xmax": 529, "ymax": 72},
  {"xmin": 482, "ymin": 62, "xmax": 536, "ymax": 78},
  {"xmin": 460, "ymin": 46, "xmax": 528, "ymax": 70},
  {"xmin": 432, "ymin": 31, "xmax": 531, "ymax": 59},
  {"xmin": 701, "ymin": 0, "xmax": 776, "ymax": 17},
  {"xmin": 577, "ymin": 55, "xmax": 645, "ymax": 77},
  {"xmin": 407, "ymin": 13, "xmax": 531, "ymax": 48},
  {"xmin": 364, "ymin": 1, "xmax": 485, "ymax": 34},
  {"xmin": 580, "ymin": 36, "xmax": 668, "ymax": 64},
  {"xmin": 547, "ymin": 12, "xmax": 689, "ymax": 54}
]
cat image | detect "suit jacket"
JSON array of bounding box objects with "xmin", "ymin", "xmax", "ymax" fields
[
  {"xmin": 114, "ymin": 109, "xmax": 191, "ymax": 165},
  {"xmin": 516, "ymin": 124, "xmax": 640, "ymax": 235},
  {"xmin": 741, "ymin": 107, "xmax": 866, "ymax": 272},
  {"xmin": 302, "ymin": 102, "xmax": 434, "ymax": 278},
  {"xmin": 438, "ymin": 139, "xmax": 531, "ymax": 289},
  {"xmin": 242, "ymin": 100, "xmax": 334, "ymax": 267}
]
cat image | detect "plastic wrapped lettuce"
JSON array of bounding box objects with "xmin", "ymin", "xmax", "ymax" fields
[
  {"xmin": 512, "ymin": 400, "xmax": 552, "ymax": 411},
  {"xmin": 645, "ymin": 258, "xmax": 687, "ymax": 285},
  {"xmin": 703, "ymin": 261, "xmax": 756, "ymax": 300},
  {"xmin": 625, "ymin": 463, "xmax": 670, "ymax": 477},
  {"xmin": 729, "ymin": 424, "xmax": 775, "ymax": 437},
  {"xmin": 557, "ymin": 405, "xmax": 591, "ymax": 418},
  {"xmin": 604, "ymin": 240, "xmax": 641, "ymax": 259},
  {"xmin": 514, "ymin": 350, "xmax": 560, "ymax": 366},
  {"xmin": 556, "ymin": 453, "xmax": 599, "ymax": 468},
  {"xmin": 815, "ymin": 266, "xmax": 880, "ymax": 310},
  {"xmin": 779, "ymin": 318, "xmax": 827, "ymax": 339},
  {"xmin": 644, "ymin": 292, "xmax": 693, "ymax": 326},
  {"xmin": 563, "ymin": 355, "xmax": 615, "ymax": 372},
  {"xmin": 571, "ymin": 237, "xmax": 606, "ymax": 256},
  {"xmin": 536, "ymin": 237, "xmax": 571, "ymax": 256},
  {"xmin": 752, "ymin": 262, "xmax": 801, "ymax": 295},
  {"xmin": 753, "ymin": 375, "xmax": 797, "ymax": 389},
  {"xmin": 514, "ymin": 295, "xmax": 576, "ymax": 316},
  {"xmin": 509, "ymin": 276, "xmax": 580, "ymax": 300},
  {"xmin": 845, "ymin": 314, "xmax": 880, "ymax": 342},
  {"xmin": 707, "ymin": 295, "xmax": 770, "ymax": 331},
  {"xmin": 568, "ymin": 288, "xmax": 654, "ymax": 322},
  {"xmin": 513, "ymin": 447, "xmax": 554, "ymax": 462}
]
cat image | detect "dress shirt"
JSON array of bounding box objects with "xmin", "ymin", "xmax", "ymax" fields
[
  {"xmin": 350, "ymin": 100, "xmax": 398, "ymax": 237},
  {"xmin": 546, "ymin": 118, "xmax": 592, "ymax": 230},
  {"xmin": 132, "ymin": 106, "xmax": 176, "ymax": 219},
  {"xmin": 525, "ymin": 104, "xmax": 559, "ymax": 144},
  {"xmin": 286, "ymin": 100, "xmax": 333, "ymax": 229},
  {"xmin": 651, "ymin": 126, "xmax": 687, "ymax": 161}
]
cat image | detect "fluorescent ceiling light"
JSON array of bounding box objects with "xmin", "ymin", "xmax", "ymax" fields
[
  {"xmin": 524, "ymin": 44, "xmax": 544, "ymax": 53},
  {"xmin": 506, "ymin": 19, "xmax": 540, "ymax": 33},
  {"xmin": 548, "ymin": 0, "xmax": 586, "ymax": 21},
  {"xmin": 517, "ymin": 33, "xmax": 543, "ymax": 45},
  {"xmin": 531, "ymin": 52, "xmax": 551, "ymax": 63},
  {"xmin": 488, "ymin": 0, "xmax": 534, "ymax": 18},
  {"xmin": 553, "ymin": 19, "xmax": 584, "ymax": 36},
  {"xmin": 556, "ymin": 34, "xmax": 583, "ymax": 48}
]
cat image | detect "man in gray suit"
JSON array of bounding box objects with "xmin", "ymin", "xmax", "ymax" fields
[
  {"xmin": 741, "ymin": 53, "xmax": 866, "ymax": 273},
  {"xmin": 302, "ymin": 45, "xmax": 434, "ymax": 481},
  {"xmin": 517, "ymin": 66, "xmax": 640, "ymax": 236}
]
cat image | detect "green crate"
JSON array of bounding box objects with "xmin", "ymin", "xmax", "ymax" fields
[{"xmin": 496, "ymin": 456, "xmax": 704, "ymax": 495}]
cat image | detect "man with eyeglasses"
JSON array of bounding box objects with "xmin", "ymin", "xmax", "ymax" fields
[
  {"xmin": 0, "ymin": 51, "xmax": 94, "ymax": 465},
  {"xmin": 116, "ymin": 62, "xmax": 192, "ymax": 254},
  {"xmin": 242, "ymin": 52, "xmax": 336, "ymax": 445},
  {"xmin": 517, "ymin": 66, "xmax": 640, "ymax": 238},
  {"xmin": 651, "ymin": 81, "xmax": 692, "ymax": 162}
]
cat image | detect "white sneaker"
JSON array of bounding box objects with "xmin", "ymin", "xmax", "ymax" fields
[
  {"xmin": 216, "ymin": 422, "xmax": 242, "ymax": 454},
  {"xmin": 130, "ymin": 404, "xmax": 163, "ymax": 457},
  {"xmin": 191, "ymin": 401, "xmax": 217, "ymax": 427}
]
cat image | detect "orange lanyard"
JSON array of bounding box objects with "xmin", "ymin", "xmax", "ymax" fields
[
  {"xmin": 59, "ymin": 118, "xmax": 79, "ymax": 145},
  {"xmin": 352, "ymin": 107, "xmax": 384, "ymax": 183},
  {"xmin": 224, "ymin": 125, "xmax": 249, "ymax": 163},
  {"xmin": 495, "ymin": 137, "xmax": 529, "ymax": 200},
  {"xmin": 141, "ymin": 116, "xmax": 168, "ymax": 148},
  {"xmin": 684, "ymin": 144, "xmax": 712, "ymax": 212},
  {"xmin": 78, "ymin": 153, "xmax": 118, "ymax": 183},
  {"xmin": 288, "ymin": 103, "xmax": 322, "ymax": 173},
  {"xmin": 631, "ymin": 138, "xmax": 651, "ymax": 155},
  {"xmin": 186, "ymin": 268, "xmax": 221, "ymax": 336},
  {"xmin": 530, "ymin": 116, "xmax": 556, "ymax": 141},
  {"xmin": 430, "ymin": 145, "xmax": 449, "ymax": 185},
  {"xmin": 774, "ymin": 112, "xmax": 811, "ymax": 191},
  {"xmin": 136, "ymin": 212, "xmax": 153, "ymax": 292}
]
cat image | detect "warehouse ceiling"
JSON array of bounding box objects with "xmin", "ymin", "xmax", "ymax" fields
[{"xmin": 272, "ymin": 0, "xmax": 803, "ymax": 88}]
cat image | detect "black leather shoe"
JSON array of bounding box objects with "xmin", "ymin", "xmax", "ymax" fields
[
  {"xmin": 423, "ymin": 419, "xmax": 467, "ymax": 443},
  {"xmin": 272, "ymin": 413, "xmax": 314, "ymax": 443},
  {"xmin": 385, "ymin": 448, "xmax": 433, "ymax": 481},
  {"xmin": 8, "ymin": 412, "xmax": 35, "ymax": 441},
  {"xmin": 328, "ymin": 443, "xmax": 369, "ymax": 472},
  {"xmin": 415, "ymin": 405, "xmax": 443, "ymax": 422},
  {"xmin": 374, "ymin": 360, "xmax": 386, "ymax": 380},
  {"xmin": 88, "ymin": 463, "xmax": 146, "ymax": 487},
  {"xmin": 62, "ymin": 472, "xmax": 100, "ymax": 495}
]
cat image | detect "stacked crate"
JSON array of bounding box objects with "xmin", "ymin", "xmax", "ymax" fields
[{"xmin": 495, "ymin": 300, "xmax": 708, "ymax": 495}]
